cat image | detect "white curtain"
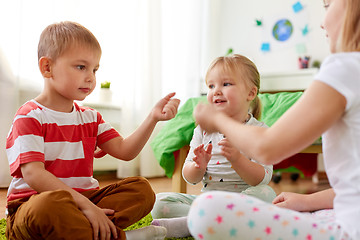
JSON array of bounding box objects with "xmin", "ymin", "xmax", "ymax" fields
[
  {"xmin": 117, "ymin": 0, "xmax": 206, "ymax": 177},
  {"xmin": 1, "ymin": 0, "xmax": 207, "ymax": 179},
  {"xmin": 0, "ymin": 48, "xmax": 17, "ymax": 187}
]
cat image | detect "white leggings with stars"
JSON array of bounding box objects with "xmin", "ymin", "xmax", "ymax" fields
[
  {"xmin": 151, "ymin": 185, "xmax": 276, "ymax": 219},
  {"xmin": 187, "ymin": 191, "xmax": 351, "ymax": 240}
]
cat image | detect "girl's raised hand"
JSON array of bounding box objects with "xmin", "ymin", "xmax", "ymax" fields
[
  {"xmin": 218, "ymin": 138, "xmax": 241, "ymax": 163},
  {"xmin": 192, "ymin": 143, "xmax": 212, "ymax": 170}
]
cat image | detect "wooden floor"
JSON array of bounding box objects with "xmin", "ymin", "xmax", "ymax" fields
[{"xmin": 0, "ymin": 171, "xmax": 330, "ymax": 220}]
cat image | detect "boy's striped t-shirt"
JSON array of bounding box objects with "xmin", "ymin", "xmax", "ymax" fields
[{"xmin": 6, "ymin": 100, "xmax": 120, "ymax": 202}]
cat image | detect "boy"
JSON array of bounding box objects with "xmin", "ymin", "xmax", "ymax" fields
[{"xmin": 5, "ymin": 21, "xmax": 180, "ymax": 240}]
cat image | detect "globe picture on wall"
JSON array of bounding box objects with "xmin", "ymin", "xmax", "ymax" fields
[{"xmin": 272, "ymin": 19, "xmax": 293, "ymax": 42}]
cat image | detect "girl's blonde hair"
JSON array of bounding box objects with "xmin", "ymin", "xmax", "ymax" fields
[
  {"xmin": 38, "ymin": 21, "xmax": 101, "ymax": 61},
  {"xmin": 205, "ymin": 54, "xmax": 262, "ymax": 119},
  {"xmin": 341, "ymin": 0, "xmax": 360, "ymax": 51}
]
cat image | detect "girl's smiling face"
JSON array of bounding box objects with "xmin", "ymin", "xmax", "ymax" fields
[
  {"xmin": 321, "ymin": 0, "xmax": 346, "ymax": 52},
  {"xmin": 206, "ymin": 65, "xmax": 256, "ymax": 123}
]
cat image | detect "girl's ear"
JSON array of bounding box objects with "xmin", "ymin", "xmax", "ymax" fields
[
  {"xmin": 39, "ymin": 57, "xmax": 52, "ymax": 78},
  {"xmin": 247, "ymin": 86, "xmax": 257, "ymax": 101}
]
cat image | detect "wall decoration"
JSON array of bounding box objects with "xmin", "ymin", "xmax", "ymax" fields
[
  {"xmin": 261, "ymin": 42, "xmax": 271, "ymax": 52},
  {"xmin": 292, "ymin": 1, "xmax": 304, "ymax": 13},
  {"xmin": 301, "ymin": 24, "xmax": 309, "ymax": 36},
  {"xmin": 258, "ymin": 1, "xmax": 309, "ymax": 53},
  {"xmin": 272, "ymin": 19, "xmax": 293, "ymax": 42},
  {"xmin": 255, "ymin": 19, "xmax": 262, "ymax": 26},
  {"xmin": 295, "ymin": 43, "xmax": 307, "ymax": 55}
]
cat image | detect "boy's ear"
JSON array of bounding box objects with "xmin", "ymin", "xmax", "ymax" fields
[
  {"xmin": 39, "ymin": 57, "xmax": 52, "ymax": 78},
  {"xmin": 247, "ymin": 86, "xmax": 257, "ymax": 101}
]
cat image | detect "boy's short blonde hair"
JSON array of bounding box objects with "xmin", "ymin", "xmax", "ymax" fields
[
  {"xmin": 38, "ymin": 21, "xmax": 101, "ymax": 61},
  {"xmin": 341, "ymin": 0, "xmax": 360, "ymax": 51}
]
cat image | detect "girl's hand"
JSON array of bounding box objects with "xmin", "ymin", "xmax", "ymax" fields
[
  {"xmin": 194, "ymin": 103, "xmax": 220, "ymax": 133},
  {"xmin": 272, "ymin": 192, "xmax": 310, "ymax": 212},
  {"xmin": 218, "ymin": 138, "xmax": 242, "ymax": 163},
  {"xmin": 192, "ymin": 143, "xmax": 212, "ymax": 170},
  {"xmin": 151, "ymin": 92, "xmax": 180, "ymax": 122}
]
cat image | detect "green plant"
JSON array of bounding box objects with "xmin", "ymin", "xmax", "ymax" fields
[
  {"xmin": 312, "ymin": 60, "xmax": 321, "ymax": 68},
  {"xmin": 100, "ymin": 81, "xmax": 111, "ymax": 89}
]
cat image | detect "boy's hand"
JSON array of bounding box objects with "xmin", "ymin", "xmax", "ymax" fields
[
  {"xmin": 80, "ymin": 200, "xmax": 118, "ymax": 240},
  {"xmin": 192, "ymin": 143, "xmax": 212, "ymax": 170},
  {"xmin": 152, "ymin": 92, "xmax": 180, "ymax": 121}
]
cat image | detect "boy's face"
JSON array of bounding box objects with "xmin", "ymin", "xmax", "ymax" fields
[
  {"xmin": 206, "ymin": 66, "xmax": 256, "ymax": 122},
  {"xmin": 48, "ymin": 43, "xmax": 101, "ymax": 102}
]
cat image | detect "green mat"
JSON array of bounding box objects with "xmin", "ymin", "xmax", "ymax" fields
[
  {"xmin": 0, "ymin": 216, "xmax": 194, "ymax": 240},
  {"xmin": 125, "ymin": 214, "xmax": 193, "ymax": 240},
  {"xmin": 0, "ymin": 218, "xmax": 6, "ymax": 240}
]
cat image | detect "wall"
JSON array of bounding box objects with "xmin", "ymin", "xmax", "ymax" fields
[{"xmin": 200, "ymin": 0, "xmax": 330, "ymax": 85}]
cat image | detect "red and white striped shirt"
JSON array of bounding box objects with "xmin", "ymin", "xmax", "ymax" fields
[{"xmin": 6, "ymin": 100, "xmax": 120, "ymax": 202}]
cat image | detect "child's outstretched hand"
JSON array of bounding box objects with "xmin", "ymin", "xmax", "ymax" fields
[
  {"xmin": 192, "ymin": 143, "xmax": 212, "ymax": 170},
  {"xmin": 151, "ymin": 92, "xmax": 180, "ymax": 122}
]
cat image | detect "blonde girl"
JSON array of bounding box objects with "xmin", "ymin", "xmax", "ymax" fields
[{"xmin": 151, "ymin": 54, "xmax": 276, "ymax": 238}]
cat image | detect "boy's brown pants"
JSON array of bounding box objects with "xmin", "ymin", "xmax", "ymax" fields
[{"xmin": 6, "ymin": 176, "xmax": 155, "ymax": 240}]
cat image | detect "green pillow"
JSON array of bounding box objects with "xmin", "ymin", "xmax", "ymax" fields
[{"xmin": 259, "ymin": 92, "xmax": 303, "ymax": 126}]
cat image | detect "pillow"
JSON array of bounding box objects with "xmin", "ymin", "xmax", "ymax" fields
[{"xmin": 259, "ymin": 92, "xmax": 303, "ymax": 126}]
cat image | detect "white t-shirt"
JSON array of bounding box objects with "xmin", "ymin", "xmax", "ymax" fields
[
  {"xmin": 183, "ymin": 114, "xmax": 273, "ymax": 192},
  {"xmin": 315, "ymin": 52, "xmax": 360, "ymax": 239}
]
